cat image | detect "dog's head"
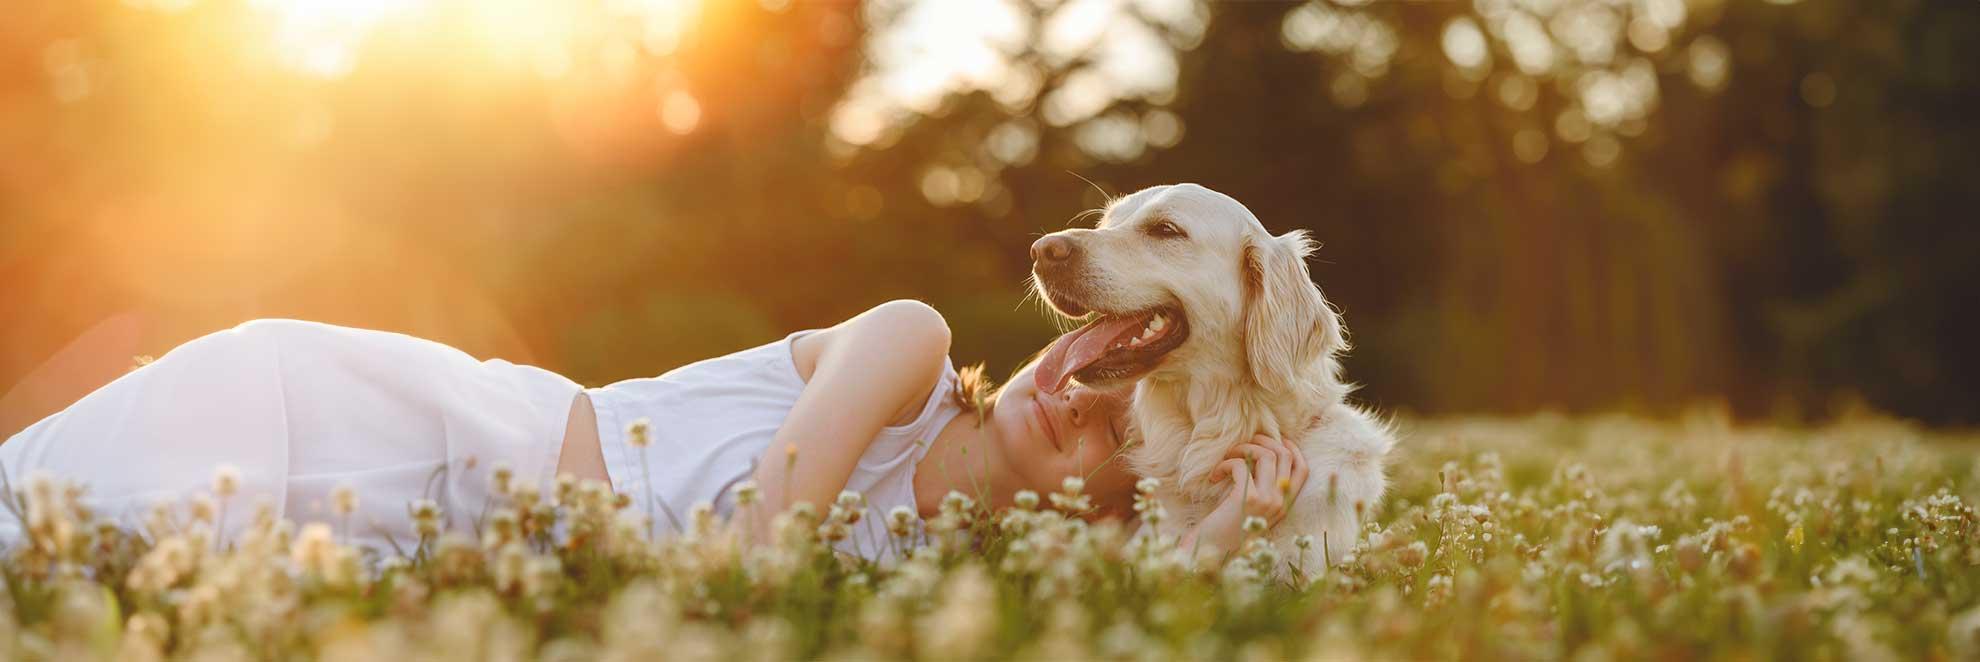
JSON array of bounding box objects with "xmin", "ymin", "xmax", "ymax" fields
[{"xmin": 1029, "ymin": 183, "xmax": 1346, "ymax": 397}]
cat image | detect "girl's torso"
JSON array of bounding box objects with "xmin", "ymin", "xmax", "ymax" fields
[
  {"xmin": 573, "ymin": 330, "xmax": 961, "ymax": 554},
  {"xmin": 555, "ymin": 330, "xmax": 930, "ymax": 484}
]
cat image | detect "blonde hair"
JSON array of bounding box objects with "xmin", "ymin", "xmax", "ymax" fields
[
  {"xmin": 951, "ymin": 363, "xmax": 998, "ymax": 424},
  {"xmin": 949, "ymin": 349, "xmax": 1047, "ymax": 426}
]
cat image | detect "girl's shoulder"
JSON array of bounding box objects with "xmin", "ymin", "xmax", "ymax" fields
[
  {"xmin": 791, "ymin": 300, "xmax": 953, "ymax": 426},
  {"xmin": 789, "ymin": 299, "xmax": 950, "ymax": 382}
]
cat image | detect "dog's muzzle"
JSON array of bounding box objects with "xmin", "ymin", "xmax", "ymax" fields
[{"xmin": 1030, "ymin": 234, "xmax": 1094, "ymax": 316}]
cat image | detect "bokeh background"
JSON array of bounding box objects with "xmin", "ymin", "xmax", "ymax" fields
[{"xmin": 3, "ymin": 0, "xmax": 1976, "ymax": 438}]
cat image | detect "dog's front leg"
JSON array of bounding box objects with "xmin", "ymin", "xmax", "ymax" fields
[{"xmin": 1274, "ymin": 404, "xmax": 1393, "ymax": 583}]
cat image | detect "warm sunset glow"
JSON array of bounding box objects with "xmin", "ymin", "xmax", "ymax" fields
[
  {"xmin": 253, "ymin": 0, "xmax": 422, "ymax": 77},
  {"xmin": 245, "ymin": 0, "xmax": 704, "ymax": 79}
]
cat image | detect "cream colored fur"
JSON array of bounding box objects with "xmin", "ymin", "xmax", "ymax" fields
[{"xmin": 1034, "ymin": 183, "xmax": 1395, "ymax": 581}]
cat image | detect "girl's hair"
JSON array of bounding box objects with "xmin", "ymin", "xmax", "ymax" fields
[
  {"xmin": 951, "ymin": 363, "xmax": 995, "ymax": 423},
  {"xmin": 949, "ymin": 349, "xmax": 1047, "ymax": 426}
]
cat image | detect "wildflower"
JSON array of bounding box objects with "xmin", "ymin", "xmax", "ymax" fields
[
  {"xmin": 491, "ymin": 463, "xmax": 515, "ymax": 495},
  {"xmin": 689, "ymin": 500, "xmax": 719, "ymax": 536},
  {"xmin": 291, "ymin": 522, "xmax": 338, "ymax": 577},
  {"xmin": 1136, "ymin": 477, "xmax": 1161, "ymax": 494},
  {"xmin": 524, "ymin": 555, "xmax": 562, "ymax": 599},
  {"xmin": 1050, "ymin": 477, "xmax": 1091, "ymax": 512},
  {"xmin": 940, "ymin": 491, "xmax": 974, "ymax": 515},
  {"xmin": 1295, "ymin": 534, "xmax": 1315, "ymax": 550},
  {"xmin": 494, "ymin": 543, "xmax": 529, "ymax": 593},
  {"xmin": 733, "ymin": 480, "xmax": 760, "ymax": 507},
  {"xmin": 818, "ymin": 520, "xmax": 851, "ymax": 543},
  {"xmin": 119, "ymin": 612, "xmax": 170, "ymax": 661},
  {"xmin": 325, "ymin": 484, "xmax": 358, "ymax": 519},
  {"xmin": 409, "ymin": 498, "xmax": 441, "ymax": 522},
  {"xmin": 837, "ymin": 490, "xmax": 866, "ymax": 509},
  {"xmin": 836, "ymin": 491, "xmax": 867, "ymax": 525},
  {"xmin": 188, "ymin": 493, "xmax": 217, "ymax": 524},
  {"xmin": 1397, "ymin": 541, "xmax": 1428, "ymax": 568},
  {"xmin": 915, "ymin": 564, "xmax": 996, "ymax": 660},
  {"xmin": 211, "ymin": 464, "xmax": 241, "ymax": 498},
  {"xmin": 178, "ymin": 584, "xmax": 222, "ymax": 629},
  {"xmin": 486, "ymin": 507, "xmax": 521, "ymax": 544},
  {"xmin": 1014, "ymin": 490, "xmax": 1040, "ymax": 510},
  {"xmin": 1242, "ymin": 515, "xmax": 1268, "ymax": 534},
  {"xmin": 887, "ymin": 506, "xmax": 917, "ymax": 538},
  {"xmin": 627, "ymin": 417, "xmax": 652, "ymax": 448}
]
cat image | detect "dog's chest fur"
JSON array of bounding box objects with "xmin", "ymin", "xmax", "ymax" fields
[{"xmin": 1125, "ymin": 373, "xmax": 1322, "ymax": 509}]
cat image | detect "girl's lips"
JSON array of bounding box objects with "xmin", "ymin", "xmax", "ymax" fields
[{"xmin": 1031, "ymin": 394, "xmax": 1063, "ymax": 453}]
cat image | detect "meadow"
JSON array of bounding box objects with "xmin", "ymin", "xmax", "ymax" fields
[{"xmin": 2, "ymin": 413, "xmax": 1976, "ymax": 661}]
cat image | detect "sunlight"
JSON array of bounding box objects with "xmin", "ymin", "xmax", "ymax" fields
[
  {"xmin": 247, "ymin": 0, "xmax": 700, "ymax": 79},
  {"xmin": 253, "ymin": 0, "xmax": 424, "ymax": 77}
]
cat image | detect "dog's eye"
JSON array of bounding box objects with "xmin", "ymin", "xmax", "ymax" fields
[{"xmin": 1145, "ymin": 220, "xmax": 1186, "ymax": 239}]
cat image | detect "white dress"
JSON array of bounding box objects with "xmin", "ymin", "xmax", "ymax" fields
[
  {"xmin": 0, "ymin": 320, "xmax": 965, "ymax": 560},
  {"xmin": 588, "ymin": 329, "xmax": 962, "ymax": 561},
  {"xmin": 0, "ymin": 319, "xmax": 582, "ymax": 550}
]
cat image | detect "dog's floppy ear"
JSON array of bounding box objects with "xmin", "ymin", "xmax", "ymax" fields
[{"xmin": 1241, "ymin": 229, "xmax": 1346, "ymax": 395}]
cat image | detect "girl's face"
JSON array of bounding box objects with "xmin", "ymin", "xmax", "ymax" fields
[{"xmin": 990, "ymin": 359, "xmax": 1140, "ymax": 517}]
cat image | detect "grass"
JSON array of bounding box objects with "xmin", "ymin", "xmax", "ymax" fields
[{"xmin": 2, "ymin": 412, "xmax": 1977, "ymax": 660}]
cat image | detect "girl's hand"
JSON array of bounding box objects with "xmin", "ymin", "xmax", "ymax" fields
[{"xmin": 1179, "ymin": 433, "xmax": 1309, "ymax": 557}]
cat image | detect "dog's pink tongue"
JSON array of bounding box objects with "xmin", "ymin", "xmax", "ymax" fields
[{"xmin": 1034, "ymin": 313, "xmax": 1152, "ymax": 394}]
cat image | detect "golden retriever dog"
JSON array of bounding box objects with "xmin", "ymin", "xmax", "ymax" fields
[{"xmin": 1029, "ymin": 183, "xmax": 1393, "ymax": 579}]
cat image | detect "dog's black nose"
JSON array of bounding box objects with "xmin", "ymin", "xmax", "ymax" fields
[{"xmin": 1031, "ymin": 235, "xmax": 1077, "ymax": 266}]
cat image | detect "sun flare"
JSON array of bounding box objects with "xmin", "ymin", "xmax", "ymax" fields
[{"xmin": 245, "ymin": 0, "xmax": 703, "ymax": 78}]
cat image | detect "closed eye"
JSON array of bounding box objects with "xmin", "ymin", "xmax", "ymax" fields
[{"xmin": 1143, "ymin": 219, "xmax": 1187, "ymax": 239}]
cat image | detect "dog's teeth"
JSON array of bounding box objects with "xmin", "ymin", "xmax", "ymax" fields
[
  {"xmin": 1139, "ymin": 326, "xmax": 1157, "ymax": 340},
  {"xmin": 1150, "ymin": 316, "xmax": 1166, "ymax": 331},
  {"xmin": 1128, "ymin": 336, "xmax": 1143, "ymax": 346}
]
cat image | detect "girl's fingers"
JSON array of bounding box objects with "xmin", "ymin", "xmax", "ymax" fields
[
  {"xmin": 1215, "ymin": 458, "xmax": 1249, "ymax": 487},
  {"xmin": 1245, "ymin": 456, "xmax": 1282, "ymax": 518},
  {"xmin": 1277, "ymin": 436, "xmax": 1306, "ymax": 500},
  {"xmin": 1230, "ymin": 442, "xmax": 1279, "ymax": 471},
  {"xmin": 1273, "ymin": 438, "xmax": 1293, "ymax": 488}
]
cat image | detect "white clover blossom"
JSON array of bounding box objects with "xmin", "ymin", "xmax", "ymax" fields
[
  {"xmin": 330, "ymin": 484, "xmax": 359, "ymax": 517},
  {"xmin": 837, "ymin": 490, "xmax": 866, "ymax": 509},
  {"xmin": 490, "ymin": 463, "xmax": 515, "ymax": 495},
  {"xmin": 627, "ymin": 417, "xmax": 653, "ymax": 448},
  {"xmin": 211, "ymin": 464, "xmax": 242, "ymax": 498},
  {"xmin": 1014, "ymin": 490, "xmax": 1039, "ymax": 510}
]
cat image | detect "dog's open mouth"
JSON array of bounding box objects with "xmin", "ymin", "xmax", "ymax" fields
[{"xmin": 1035, "ymin": 305, "xmax": 1190, "ymax": 394}]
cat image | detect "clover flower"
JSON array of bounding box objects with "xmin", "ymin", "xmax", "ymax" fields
[
  {"xmin": 627, "ymin": 417, "xmax": 652, "ymax": 448},
  {"xmin": 887, "ymin": 506, "xmax": 917, "ymax": 538},
  {"xmin": 211, "ymin": 464, "xmax": 242, "ymax": 499}
]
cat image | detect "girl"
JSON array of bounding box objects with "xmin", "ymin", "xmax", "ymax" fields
[{"xmin": 1, "ymin": 300, "xmax": 1304, "ymax": 559}]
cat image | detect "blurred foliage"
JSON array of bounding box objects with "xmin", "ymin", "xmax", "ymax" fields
[{"xmin": 1, "ymin": 0, "xmax": 1976, "ymax": 430}]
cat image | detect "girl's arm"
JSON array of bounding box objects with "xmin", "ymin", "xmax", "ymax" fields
[{"xmin": 747, "ymin": 300, "xmax": 951, "ymax": 538}]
